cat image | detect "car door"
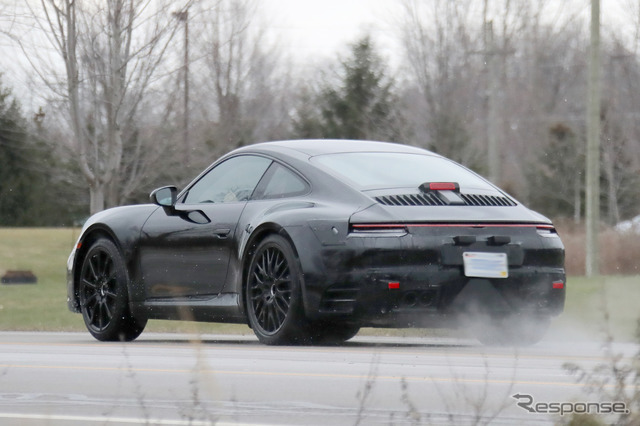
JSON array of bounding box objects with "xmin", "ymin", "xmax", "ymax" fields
[{"xmin": 138, "ymin": 155, "xmax": 272, "ymax": 299}]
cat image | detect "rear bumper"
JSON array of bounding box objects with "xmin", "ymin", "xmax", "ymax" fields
[
  {"xmin": 306, "ymin": 264, "xmax": 565, "ymax": 328},
  {"xmin": 299, "ymin": 224, "xmax": 566, "ymax": 327}
]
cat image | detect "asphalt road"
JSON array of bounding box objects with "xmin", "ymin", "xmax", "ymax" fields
[{"xmin": 0, "ymin": 331, "xmax": 637, "ymax": 425}]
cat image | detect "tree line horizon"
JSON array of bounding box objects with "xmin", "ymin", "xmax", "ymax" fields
[{"xmin": 0, "ymin": 0, "xmax": 639, "ymax": 230}]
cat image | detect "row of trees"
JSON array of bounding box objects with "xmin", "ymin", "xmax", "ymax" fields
[
  {"xmin": 1, "ymin": 0, "xmax": 639, "ymax": 227},
  {"xmin": 0, "ymin": 78, "xmax": 83, "ymax": 225}
]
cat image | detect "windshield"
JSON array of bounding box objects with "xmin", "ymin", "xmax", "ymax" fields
[{"xmin": 312, "ymin": 152, "xmax": 494, "ymax": 191}]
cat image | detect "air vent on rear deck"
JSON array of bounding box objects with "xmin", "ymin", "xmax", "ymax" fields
[
  {"xmin": 375, "ymin": 193, "xmax": 516, "ymax": 207},
  {"xmin": 459, "ymin": 194, "xmax": 517, "ymax": 206},
  {"xmin": 375, "ymin": 193, "xmax": 445, "ymax": 207}
]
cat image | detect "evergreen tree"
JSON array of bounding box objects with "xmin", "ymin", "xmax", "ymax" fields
[
  {"xmin": 293, "ymin": 36, "xmax": 404, "ymax": 141},
  {"xmin": 0, "ymin": 77, "xmax": 83, "ymax": 226},
  {"xmin": 528, "ymin": 123, "xmax": 584, "ymax": 221},
  {"xmin": 0, "ymin": 80, "xmax": 35, "ymax": 226}
]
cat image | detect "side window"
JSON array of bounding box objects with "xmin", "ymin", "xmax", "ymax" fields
[
  {"xmin": 260, "ymin": 164, "xmax": 309, "ymax": 199},
  {"xmin": 184, "ymin": 156, "xmax": 272, "ymax": 204}
]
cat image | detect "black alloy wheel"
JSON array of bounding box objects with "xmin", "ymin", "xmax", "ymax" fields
[
  {"xmin": 310, "ymin": 322, "xmax": 361, "ymax": 345},
  {"xmin": 79, "ymin": 239, "xmax": 146, "ymax": 342},
  {"xmin": 246, "ymin": 235, "xmax": 308, "ymax": 345}
]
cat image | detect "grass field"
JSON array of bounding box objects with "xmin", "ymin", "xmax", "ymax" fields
[
  {"xmin": 1, "ymin": 228, "xmax": 638, "ymax": 341},
  {"xmin": 0, "ymin": 228, "xmax": 250, "ymax": 335}
]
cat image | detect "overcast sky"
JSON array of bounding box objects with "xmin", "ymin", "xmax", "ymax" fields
[
  {"xmin": 261, "ymin": 0, "xmax": 402, "ymax": 63},
  {"xmin": 259, "ymin": 0, "xmax": 629, "ymax": 67},
  {"xmin": 0, "ymin": 0, "xmax": 405, "ymax": 109},
  {"xmin": 0, "ymin": 0, "xmax": 636, "ymax": 110}
]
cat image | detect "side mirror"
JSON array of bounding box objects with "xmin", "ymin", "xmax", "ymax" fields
[{"xmin": 150, "ymin": 186, "xmax": 177, "ymax": 208}]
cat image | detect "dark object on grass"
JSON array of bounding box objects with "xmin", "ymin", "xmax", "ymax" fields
[{"xmin": 2, "ymin": 270, "xmax": 37, "ymax": 284}]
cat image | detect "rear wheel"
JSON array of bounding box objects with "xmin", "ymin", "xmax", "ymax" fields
[
  {"xmin": 310, "ymin": 322, "xmax": 361, "ymax": 345},
  {"xmin": 79, "ymin": 239, "xmax": 146, "ymax": 342},
  {"xmin": 246, "ymin": 235, "xmax": 310, "ymax": 345},
  {"xmin": 473, "ymin": 314, "xmax": 550, "ymax": 346}
]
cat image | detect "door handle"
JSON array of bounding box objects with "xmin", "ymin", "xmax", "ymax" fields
[{"xmin": 213, "ymin": 228, "xmax": 231, "ymax": 238}]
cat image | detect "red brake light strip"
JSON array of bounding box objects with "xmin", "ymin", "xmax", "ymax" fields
[
  {"xmin": 429, "ymin": 182, "xmax": 457, "ymax": 191},
  {"xmin": 351, "ymin": 224, "xmax": 554, "ymax": 229}
]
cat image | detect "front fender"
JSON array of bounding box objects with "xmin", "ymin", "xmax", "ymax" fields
[{"xmin": 67, "ymin": 205, "xmax": 158, "ymax": 314}]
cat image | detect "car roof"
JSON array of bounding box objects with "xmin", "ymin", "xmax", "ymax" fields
[{"xmin": 242, "ymin": 139, "xmax": 438, "ymax": 157}]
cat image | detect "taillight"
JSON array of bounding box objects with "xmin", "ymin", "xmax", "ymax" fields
[
  {"xmin": 350, "ymin": 224, "xmax": 408, "ymax": 236},
  {"xmin": 536, "ymin": 225, "xmax": 559, "ymax": 238}
]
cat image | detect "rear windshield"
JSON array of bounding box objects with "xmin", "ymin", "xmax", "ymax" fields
[{"xmin": 311, "ymin": 152, "xmax": 493, "ymax": 190}]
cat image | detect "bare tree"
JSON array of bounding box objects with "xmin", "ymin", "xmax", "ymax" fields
[
  {"xmin": 502, "ymin": 2, "xmax": 587, "ymax": 206},
  {"xmin": 397, "ymin": 0, "xmax": 588, "ymax": 199},
  {"xmin": 398, "ymin": 0, "xmax": 483, "ymax": 169},
  {"xmin": 599, "ymin": 11, "xmax": 640, "ymax": 225},
  {"xmin": 24, "ymin": 0, "xmax": 186, "ymax": 213},
  {"xmin": 585, "ymin": 0, "xmax": 601, "ymax": 276},
  {"xmin": 187, "ymin": 0, "xmax": 291, "ymax": 160}
]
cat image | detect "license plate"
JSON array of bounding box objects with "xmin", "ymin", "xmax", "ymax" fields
[{"xmin": 463, "ymin": 252, "xmax": 508, "ymax": 278}]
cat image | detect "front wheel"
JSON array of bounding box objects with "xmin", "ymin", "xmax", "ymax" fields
[
  {"xmin": 78, "ymin": 239, "xmax": 146, "ymax": 342},
  {"xmin": 245, "ymin": 235, "xmax": 310, "ymax": 345}
]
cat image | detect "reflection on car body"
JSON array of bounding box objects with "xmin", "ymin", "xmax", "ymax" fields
[{"xmin": 67, "ymin": 139, "xmax": 565, "ymax": 346}]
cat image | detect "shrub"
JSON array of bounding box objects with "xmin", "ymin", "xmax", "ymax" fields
[{"xmin": 556, "ymin": 221, "xmax": 640, "ymax": 276}]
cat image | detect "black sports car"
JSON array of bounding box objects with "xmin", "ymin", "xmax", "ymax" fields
[{"xmin": 67, "ymin": 140, "xmax": 565, "ymax": 345}]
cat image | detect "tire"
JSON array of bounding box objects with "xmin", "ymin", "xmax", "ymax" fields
[
  {"xmin": 310, "ymin": 322, "xmax": 361, "ymax": 345},
  {"xmin": 245, "ymin": 235, "xmax": 310, "ymax": 345},
  {"xmin": 474, "ymin": 314, "xmax": 550, "ymax": 346},
  {"xmin": 79, "ymin": 238, "xmax": 146, "ymax": 342}
]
